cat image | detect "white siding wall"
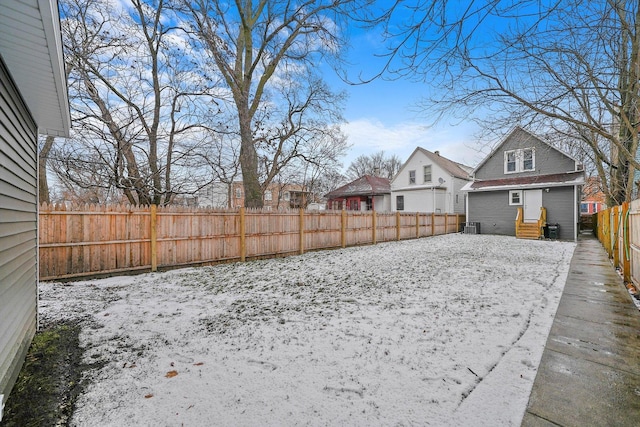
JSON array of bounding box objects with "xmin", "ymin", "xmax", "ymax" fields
[
  {"xmin": 0, "ymin": 57, "xmax": 38, "ymax": 401},
  {"xmin": 390, "ymin": 151, "xmax": 467, "ymax": 213},
  {"xmin": 373, "ymin": 194, "xmax": 391, "ymax": 212}
]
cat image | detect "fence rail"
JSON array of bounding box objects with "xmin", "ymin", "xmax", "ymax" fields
[{"xmin": 38, "ymin": 203, "xmax": 465, "ymax": 280}]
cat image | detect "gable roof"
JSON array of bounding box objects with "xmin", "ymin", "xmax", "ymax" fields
[
  {"xmin": 394, "ymin": 147, "xmax": 472, "ymax": 183},
  {"xmin": 472, "ymin": 126, "xmax": 580, "ymax": 174},
  {"xmin": 472, "ymin": 126, "xmax": 579, "ymax": 174},
  {"xmin": 0, "ymin": 0, "xmax": 70, "ymax": 137},
  {"xmin": 325, "ymin": 175, "xmax": 391, "ymax": 199},
  {"xmin": 461, "ymin": 170, "xmax": 585, "ymax": 192}
]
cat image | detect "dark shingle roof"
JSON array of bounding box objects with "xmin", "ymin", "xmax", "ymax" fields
[
  {"xmin": 417, "ymin": 148, "xmax": 472, "ymax": 180},
  {"xmin": 325, "ymin": 175, "xmax": 391, "ymax": 199},
  {"xmin": 464, "ymin": 171, "xmax": 585, "ymax": 191}
]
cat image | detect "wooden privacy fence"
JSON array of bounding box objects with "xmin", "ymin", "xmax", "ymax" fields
[
  {"xmin": 595, "ymin": 201, "xmax": 633, "ymax": 285},
  {"xmin": 39, "ymin": 203, "xmax": 465, "ymax": 281}
]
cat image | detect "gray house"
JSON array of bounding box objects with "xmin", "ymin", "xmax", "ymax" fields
[
  {"xmin": 462, "ymin": 127, "xmax": 584, "ymax": 240},
  {"xmin": 0, "ymin": 0, "xmax": 70, "ymax": 414}
]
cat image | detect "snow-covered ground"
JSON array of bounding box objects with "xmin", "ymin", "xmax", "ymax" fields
[{"xmin": 39, "ymin": 234, "xmax": 576, "ymax": 426}]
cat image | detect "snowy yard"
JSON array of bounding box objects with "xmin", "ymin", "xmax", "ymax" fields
[{"xmin": 39, "ymin": 234, "xmax": 576, "ymax": 426}]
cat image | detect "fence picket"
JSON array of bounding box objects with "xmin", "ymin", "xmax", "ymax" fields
[{"xmin": 38, "ymin": 204, "xmax": 465, "ymax": 280}]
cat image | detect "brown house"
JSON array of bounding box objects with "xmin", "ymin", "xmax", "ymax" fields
[
  {"xmin": 581, "ymin": 177, "xmax": 606, "ymax": 215},
  {"xmin": 325, "ymin": 175, "xmax": 391, "ymax": 211}
]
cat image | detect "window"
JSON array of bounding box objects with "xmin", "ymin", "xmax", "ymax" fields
[
  {"xmin": 523, "ymin": 148, "xmax": 534, "ymax": 170},
  {"xmin": 506, "ymin": 151, "xmax": 517, "ymax": 172},
  {"xmin": 409, "ymin": 170, "xmax": 416, "ymax": 184},
  {"xmin": 581, "ymin": 203, "xmax": 589, "ymax": 213},
  {"xmin": 284, "ymin": 191, "xmax": 290, "ymax": 201},
  {"xmin": 396, "ymin": 195, "xmax": 405, "ymax": 211},
  {"xmin": 504, "ymin": 148, "xmax": 535, "ymax": 173},
  {"xmin": 235, "ymin": 188, "xmax": 242, "ymax": 199},
  {"xmin": 423, "ymin": 165, "xmax": 432, "ymax": 183},
  {"xmin": 264, "ymin": 190, "xmax": 272, "ymax": 201},
  {"xmin": 509, "ymin": 190, "xmax": 522, "ymax": 205}
]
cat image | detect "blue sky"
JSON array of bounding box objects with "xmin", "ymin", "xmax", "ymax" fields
[
  {"xmin": 334, "ymin": 76, "xmax": 486, "ymax": 170},
  {"xmin": 326, "ymin": 24, "xmax": 488, "ymax": 172}
]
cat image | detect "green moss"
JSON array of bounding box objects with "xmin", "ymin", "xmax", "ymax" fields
[{"xmin": 1, "ymin": 322, "xmax": 85, "ymax": 427}]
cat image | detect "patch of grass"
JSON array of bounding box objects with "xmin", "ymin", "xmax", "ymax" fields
[{"xmin": 1, "ymin": 321, "xmax": 90, "ymax": 427}]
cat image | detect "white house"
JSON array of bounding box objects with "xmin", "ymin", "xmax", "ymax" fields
[
  {"xmin": 0, "ymin": 0, "xmax": 70, "ymax": 415},
  {"xmin": 391, "ymin": 148, "xmax": 472, "ymax": 213}
]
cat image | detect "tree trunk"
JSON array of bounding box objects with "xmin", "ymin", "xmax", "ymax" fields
[
  {"xmin": 38, "ymin": 135, "xmax": 55, "ymax": 204},
  {"xmin": 238, "ymin": 102, "xmax": 263, "ymax": 208}
]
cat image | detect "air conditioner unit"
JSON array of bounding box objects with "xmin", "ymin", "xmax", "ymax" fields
[{"xmin": 464, "ymin": 222, "xmax": 480, "ymax": 234}]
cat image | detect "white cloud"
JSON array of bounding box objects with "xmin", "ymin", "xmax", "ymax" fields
[{"xmin": 341, "ymin": 118, "xmax": 487, "ymax": 170}]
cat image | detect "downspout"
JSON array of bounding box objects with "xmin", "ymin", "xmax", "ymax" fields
[
  {"xmin": 432, "ymin": 187, "xmax": 435, "ymax": 213},
  {"xmin": 574, "ymin": 185, "xmax": 578, "ymax": 241},
  {"xmin": 465, "ymin": 192, "xmax": 469, "ymax": 222}
]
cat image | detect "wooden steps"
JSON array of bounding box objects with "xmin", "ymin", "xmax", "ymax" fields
[{"xmin": 517, "ymin": 222, "xmax": 542, "ymax": 239}]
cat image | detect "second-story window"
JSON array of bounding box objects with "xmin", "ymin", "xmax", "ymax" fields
[
  {"xmin": 505, "ymin": 148, "xmax": 535, "ymax": 173},
  {"xmin": 235, "ymin": 188, "xmax": 242, "ymax": 199},
  {"xmin": 523, "ymin": 148, "xmax": 534, "ymax": 170},
  {"xmin": 506, "ymin": 151, "xmax": 517, "ymax": 172},
  {"xmin": 423, "ymin": 165, "xmax": 432, "ymax": 183},
  {"xmin": 409, "ymin": 170, "xmax": 416, "ymax": 184},
  {"xmin": 264, "ymin": 190, "xmax": 272, "ymax": 201}
]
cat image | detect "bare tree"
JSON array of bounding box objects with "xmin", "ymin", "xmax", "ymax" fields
[
  {"xmin": 346, "ymin": 151, "xmax": 403, "ymax": 180},
  {"xmin": 274, "ymin": 126, "xmax": 349, "ymax": 206},
  {"xmin": 38, "ymin": 136, "xmax": 55, "ymax": 204},
  {"xmin": 59, "ymin": 0, "xmax": 218, "ymax": 206},
  {"xmin": 370, "ymin": 0, "xmax": 640, "ymax": 205},
  {"xmin": 184, "ymin": 0, "xmax": 368, "ymax": 208}
]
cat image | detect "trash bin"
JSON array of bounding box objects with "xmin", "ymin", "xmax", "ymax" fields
[{"xmin": 548, "ymin": 223, "xmax": 560, "ymax": 239}]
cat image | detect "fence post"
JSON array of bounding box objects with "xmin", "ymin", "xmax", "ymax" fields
[
  {"xmin": 372, "ymin": 210, "xmax": 377, "ymax": 245},
  {"xmin": 341, "ymin": 209, "xmax": 347, "ymax": 248},
  {"xmin": 416, "ymin": 212, "xmax": 420, "ymax": 238},
  {"xmin": 445, "ymin": 213, "xmax": 448, "ymax": 234},
  {"xmin": 396, "ymin": 212, "xmax": 401, "ymax": 241},
  {"xmin": 623, "ymin": 202, "xmax": 631, "ymax": 282},
  {"xmin": 299, "ymin": 208, "xmax": 305, "ymax": 255},
  {"xmin": 240, "ymin": 207, "xmax": 246, "ymax": 262},
  {"xmin": 150, "ymin": 204, "xmax": 157, "ymax": 272},
  {"xmin": 431, "ymin": 213, "xmax": 435, "ymax": 236}
]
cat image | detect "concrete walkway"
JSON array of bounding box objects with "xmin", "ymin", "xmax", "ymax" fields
[{"xmin": 522, "ymin": 233, "xmax": 640, "ymax": 426}]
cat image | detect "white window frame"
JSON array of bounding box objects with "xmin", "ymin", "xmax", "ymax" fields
[
  {"xmin": 504, "ymin": 148, "xmax": 535, "ymax": 174},
  {"xmin": 235, "ymin": 188, "xmax": 242, "ymax": 199},
  {"xmin": 396, "ymin": 195, "xmax": 405, "ymax": 210},
  {"xmin": 509, "ymin": 190, "xmax": 522, "ymax": 206},
  {"xmin": 423, "ymin": 165, "xmax": 432, "ymax": 183},
  {"xmin": 264, "ymin": 190, "xmax": 272, "ymax": 201},
  {"xmin": 409, "ymin": 170, "xmax": 416, "ymax": 184}
]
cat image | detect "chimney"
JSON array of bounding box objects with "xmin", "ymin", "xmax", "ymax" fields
[{"xmin": 373, "ymin": 167, "xmax": 380, "ymax": 176}]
